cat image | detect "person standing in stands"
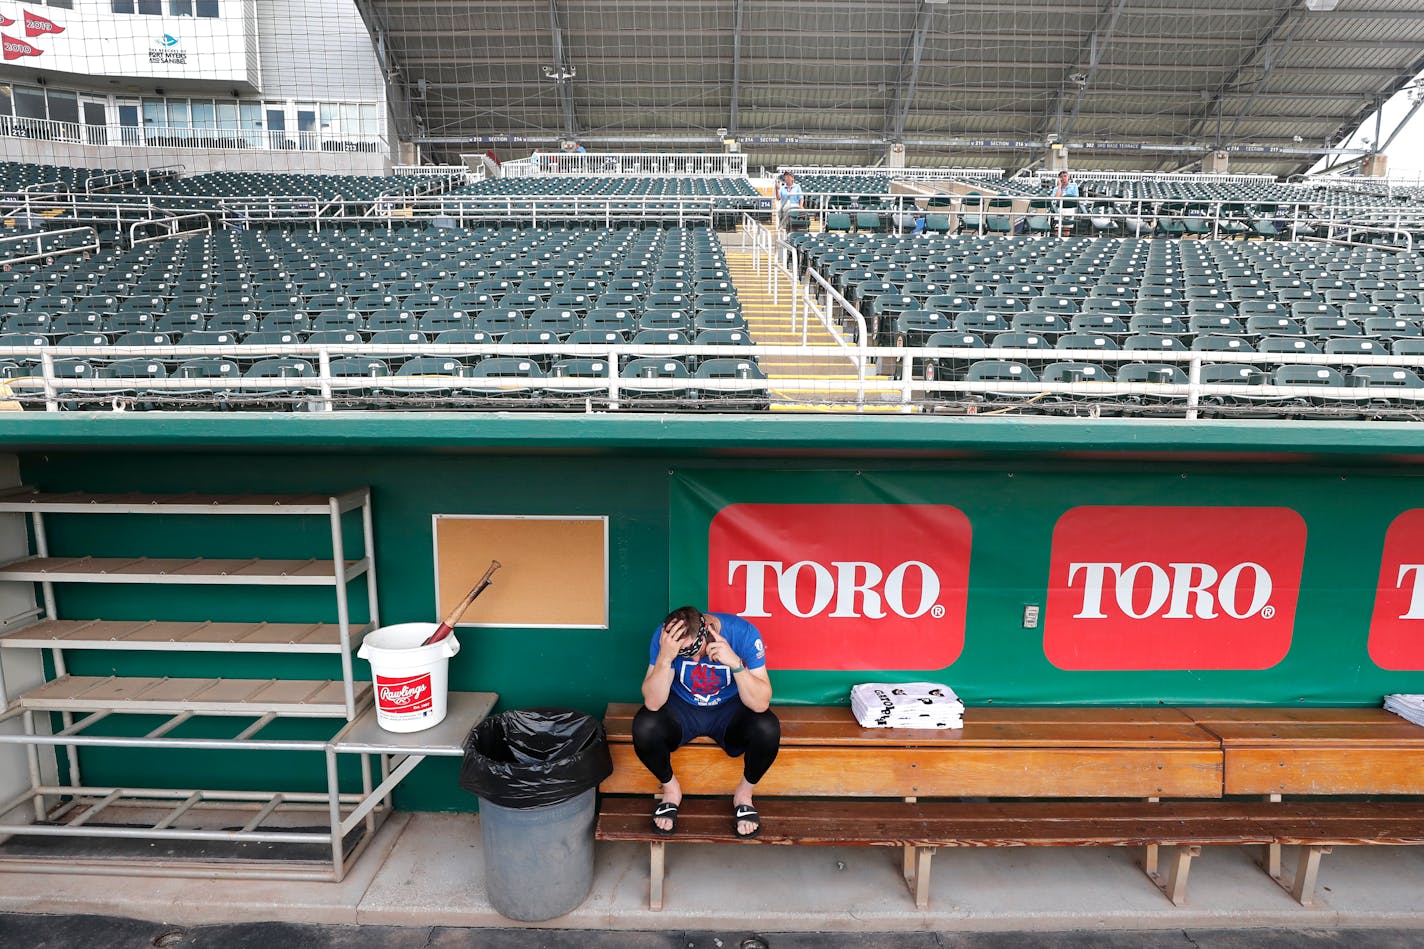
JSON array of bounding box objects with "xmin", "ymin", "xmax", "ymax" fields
[
  {"xmin": 632, "ymin": 605, "xmax": 780, "ymax": 840},
  {"xmin": 776, "ymin": 170, "xmax": 804, "ymax": 232},
  {"xmin": 1051, "ymin": 170, "xmax": 1079, "ymax": 236}
]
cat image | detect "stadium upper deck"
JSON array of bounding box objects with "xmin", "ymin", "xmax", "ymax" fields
[{"xmin": 1, "ymin": 158, "xmax": 1423, "ymax": 419}]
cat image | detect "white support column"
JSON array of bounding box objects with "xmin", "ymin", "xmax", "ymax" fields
[
  {"xmin": 0, "ymin": 453, "xmax": 53, "ymax": 830},
  {"xmin": 1203, "ymin": 150, "xmax": 1231, "ymax": 174}
]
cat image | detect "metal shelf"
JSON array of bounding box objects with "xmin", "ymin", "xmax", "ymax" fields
[
  {"xmin": 0, "ymin": 485, "xmax": 386, "ymax": 880},
  {"xmin": 0, "ymin": 556, "xmax": 366, "ymax": 585},
  {"xmin": 331, "ymin": 691, "xmax": 497, "ymax": 756},
  {"xmin": 0, "ymin": 619, "xmax": 363, "ymax": 654},
  {"xmin": 18, "ymin": 675, "xmax": 370, "ymax": 718},
  {"xmin": 0, "ymin": 488, "xmax": 370, "ymax": 516}
]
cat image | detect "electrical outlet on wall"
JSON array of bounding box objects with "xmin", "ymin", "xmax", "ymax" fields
[{"xmin": 1022, "ymin": 604, "xmax": 1041, "ymax": 629}]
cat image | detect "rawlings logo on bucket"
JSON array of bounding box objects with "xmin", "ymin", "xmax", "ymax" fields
[{"xmin": 376, "ymin": 672, "xmax": 433, "ymax": 714}]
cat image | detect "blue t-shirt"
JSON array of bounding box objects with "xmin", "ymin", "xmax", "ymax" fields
[{"xmin": 649, "ymin": 612, "xmax": 767, "ymax": 708}]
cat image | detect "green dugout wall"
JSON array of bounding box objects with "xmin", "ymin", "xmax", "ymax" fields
[{"xmin": 5, "ymin": 412, "xmax": 1424, "ymax": 810}]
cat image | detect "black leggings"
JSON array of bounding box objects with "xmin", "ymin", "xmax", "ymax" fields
[{"xmin": 631, "ymin": 700, "xmax": 781, "ymax": 786}]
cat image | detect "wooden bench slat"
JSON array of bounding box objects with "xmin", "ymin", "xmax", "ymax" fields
[
  {"xmin": 596, "ymin": 797, "xmax": 1424, "ymax": 847},
  {"xmin": 605, "ymin": 708, "xmax": 1219, "ymax": 749},
  {"xmin": 602, "ymin": 743, "xmax": 1223, "ymax": 798},
  {"xmin": 605, "ymin": 702, "xmax": 1196, "ymax": 727},
  {"xmin": 1222, "ymin": 748, "xmax": 1424, "ymax": 796},
  {"xmin": 1180, "ymin": 707, "xmax": 1403, "ymax": 725},
  {"xmin": 1200, "ymin": 723, "xmax": 1424, "ymax": 746}
]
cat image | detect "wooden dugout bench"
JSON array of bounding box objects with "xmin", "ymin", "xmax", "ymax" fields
[
  {"xmin": 595, "ymin": 703, "xmax": 1424, "ymax": 911},
  {"xmin": 596, "ymin": 703, "xmax": 1226, "ymax": 910},
  {"xmin": 1182, "ymin": 707, "xmax": 1424, "ymax": 905}
]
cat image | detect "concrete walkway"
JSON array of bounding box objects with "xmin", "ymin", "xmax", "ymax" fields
[
  {"xmin": 4, "ymin": 915, "xmax": 1424, "ymax": 949},
  {"xmin": 2, "ymin": 812, "xmax": 1423, "ymax": 936}
]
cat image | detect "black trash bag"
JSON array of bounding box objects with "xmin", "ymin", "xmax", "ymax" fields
[{"xmin": 459, "ymin": 707, "xmax": 613, "ymax": 809}]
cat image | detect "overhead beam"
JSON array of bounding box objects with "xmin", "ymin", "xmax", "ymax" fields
[
  {"xmin": 382, "ymin": 25, "xmax": 1424, "ymax": 51},
  {"xmin": 546, "ymin": 0, "xmax": 578, "ymax": 138},
  {"xmin": 1185, "ymin": 1, "xmax": 1302, "ymax": 145},
  {"xmin": 350, "ymin": 0, "xmax": 421, "ymax": 144},
  {"xmin": 887, "ymin": 1, "xmax": 935, "ymax": 143},
  {"xmin": 729, "ymin": 0, "xmax": 744, "ymax": 136},
  {"xmin": 1048, "ymin": 0, "xmax": 1130, "ymax": 145}
]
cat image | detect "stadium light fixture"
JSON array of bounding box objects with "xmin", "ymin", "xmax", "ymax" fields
[{"xmin": 1303, "ymin": 0, "xmax": 1338, "ymax": 10}]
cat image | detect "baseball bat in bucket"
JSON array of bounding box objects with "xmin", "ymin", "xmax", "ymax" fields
[{"xmin": 422, "ymin": 559, "xmax": 503, "ymax": 646}]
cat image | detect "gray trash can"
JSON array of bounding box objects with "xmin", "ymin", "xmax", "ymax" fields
[{"xmin": 459, "ymin": 708, "xmax": 613, "ymax": 922}]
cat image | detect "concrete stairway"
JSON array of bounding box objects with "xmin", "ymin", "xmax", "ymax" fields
[{"xmin": 723, "ymin": 246, "xmax": 907, "ymax": 411}]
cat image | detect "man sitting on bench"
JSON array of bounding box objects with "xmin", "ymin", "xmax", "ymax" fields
[{"xmin": 633, "ymin": 606, "xmax": 780, "ymax": 839}]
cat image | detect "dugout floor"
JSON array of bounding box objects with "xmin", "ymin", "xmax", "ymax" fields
[{"xmin": 1, "ymin": 811, "xmax": 1424, "ymax": 934}]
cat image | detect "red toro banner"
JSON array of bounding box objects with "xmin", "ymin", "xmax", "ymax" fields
[
  {"xmin": 1043, "ymin": 506, "xmax": 1306, "ymax": 670},
  {"xmin": 706, "ymin": 503, "xmax": 971, "ymax": 671},
  {"xmin": 0, "ymin": 32, "xmax": 39, "ymax": 59},
  {"xmin": 22, "ymin": 9, "xmax": 62, "ymax": 37},
  {"xmin": 1368, "ymin": 510, "xmax": 1424, "ymax": 670}
]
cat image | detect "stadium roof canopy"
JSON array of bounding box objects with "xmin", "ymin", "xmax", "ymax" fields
[{"xmin": 358, "ymin": 0, "xmax": 1424, "ymax": 177}]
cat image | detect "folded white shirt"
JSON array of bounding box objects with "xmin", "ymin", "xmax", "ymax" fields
[
  {"xmin": 1384, "ymin": 693, "xmax": 1424, "ymax": 729},
  {"xmin": 851, "ymin": 682, "xmax": 964, "ymax": 729}
]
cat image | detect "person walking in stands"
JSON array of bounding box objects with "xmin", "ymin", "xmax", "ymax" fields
[
  {"xmin": 1051, "ymin": 170, "xmax": 1079, "ymax": 236},
  {"xmin": 776, "ymin": 170, "xmax": 804, "ymax": 232},
  {"xmin": 633, "ymin": 605, "xmax": 780, "ymax": 839}
]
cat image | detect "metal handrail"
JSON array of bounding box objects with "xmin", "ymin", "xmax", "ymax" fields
[
  {"xmin": 0, "ymin": 225, "xmax": 100, "ymax": 267},
  {"xmin": 5, "ymin": 340, "xmax": 1424, "ymax": 417},
  {"xmin": 129, "ymin": 213, "xmax": 213, "ymax": 247},
  {"xmin": 526, "ymin": 152, "xmax": 747, "ymax": 177}
]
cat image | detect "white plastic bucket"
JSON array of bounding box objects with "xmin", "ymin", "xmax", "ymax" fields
[{"xmin": 357, "ymin": 622, "xmax": 460, "ymax": 733}]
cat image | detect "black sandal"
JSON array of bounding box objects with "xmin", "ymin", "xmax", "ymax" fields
[
  {"xmin": 733, "ymin": 803, "xmax": 761, "ymax": 839},
  {"xmin": 651, "ymin": 801, "xmax": 679, "ymax": 836}
]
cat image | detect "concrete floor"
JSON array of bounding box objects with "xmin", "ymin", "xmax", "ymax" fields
[{"xmin": 2, "ymin": 812, "xmax": 1424, "ymax": 937}]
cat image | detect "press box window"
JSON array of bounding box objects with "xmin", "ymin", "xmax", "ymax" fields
[
  {"xmin": 170, "ymin": 0, "xmax": 192, "ymax": 14},
  {"xmin": 111, "ymin": 0, "xmax": 134, "ymax": 11},
  {"xmin": 197, "ymin": 0, "xmax": 219, "ymax": 16}
]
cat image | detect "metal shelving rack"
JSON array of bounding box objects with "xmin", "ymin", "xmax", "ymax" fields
[{"xmin": 0, "ymin": 487, "xmax": 393, "ymax": 881}]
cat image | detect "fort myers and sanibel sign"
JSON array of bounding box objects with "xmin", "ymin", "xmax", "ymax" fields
[{"xmin": 670, "ymin": 472, "xmax": 1424, "ymax": 704}]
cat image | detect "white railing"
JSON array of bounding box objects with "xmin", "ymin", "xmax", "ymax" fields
[
  {"xmin": 1050, "ymin": 171, "xmax": 1278, "ymax": 185},
  {"xmin": 129, "ymin": 212, "xmax": 213, "ymax": 247},
  {"xmin": 528, "ymin": 152, "xmax": 747, "ymax": 177},
  {"xmin": 4, "ymin": 340, "xmax": 1424, "ymax": 418},
  {"xmin": 498, "ymin": 158, "xmax": 537, "ymax": 178},
  {"xmin": 741, "ymin": 213, "xmax": 872, "ymax": 405},
  {"xmin": 0, "ymin": 225, "xmax": 99, "ymax": 267},
  {"xmin": 786, "ymin": 194, "xmax": 1422, "ymax": 246},
  {"xmin": 391, "ymin": 165, "xmax": 469, "ymax": 178},
  {"xmin": 0, "ymin": 115, "xmax": 388, "ymax": 154},
  {"xmin": 373, "ymin": 194, "xmax": 728, "ymax": 229},
  {"xmin": 86, "ymin": 167, "xmax": 184, "ymax": 194},
  {"xmin": 781, "ymin": 166, "xmax": 1006, "ymax": 181}
]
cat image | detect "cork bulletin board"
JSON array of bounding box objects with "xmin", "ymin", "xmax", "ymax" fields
[{"xmin": 432, "ymin": 514, "xmax": 609, "ymax": 628}]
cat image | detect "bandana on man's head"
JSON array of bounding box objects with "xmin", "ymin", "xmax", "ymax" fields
[{"xmin": 676, "ymin": 615, "xmax": 707, "ymax": 659}]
